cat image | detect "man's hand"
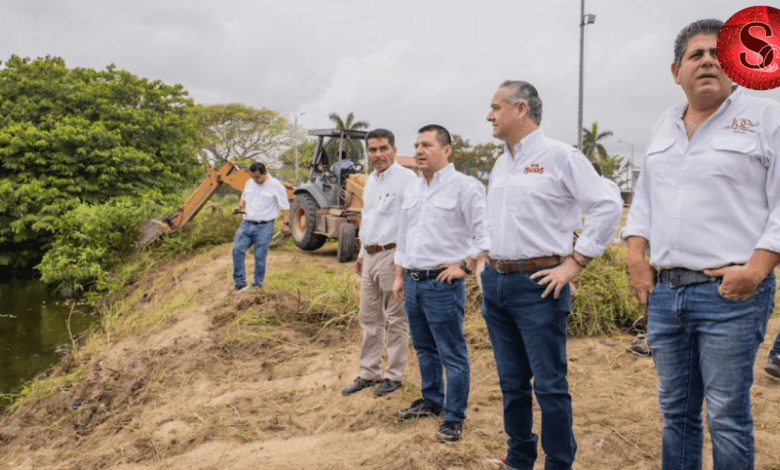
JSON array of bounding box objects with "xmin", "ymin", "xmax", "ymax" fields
[
  {"xmin": 280, "ymin": 223, "xmax": 290, "ymax": 235},
  {"xmin": 392, "ymin": 275, "xmax": 405, "ymax": 303},
  {"xmin": 437, "ymin": 263, "xmax": 467, "ymax": 284},
  {"xmin": 355, "ymin": 257, "xmax": 364, "ymax": 276},
  {"xmin": 231, "ymin": 204, "xmax": 243, "ymax": 215},
  {"xmin": 627, "ymin": 257, "xmax": 656, "ymax": 307},
  {"xmin": 530, "ymin": 258, "xmax": 582, "ymax": 299},
  {"xmin": 704, "ymin": 265, "xmax": 763, "ymax": 301}
]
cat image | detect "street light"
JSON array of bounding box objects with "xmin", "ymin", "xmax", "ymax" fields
[
  {"xmin": 577, "ymin": 1, "xmax": 596, "ymax": 149},
  {"xmin": 617, "ymin": 139, "xmax": 634, "ymax": 192},
  {"xmin": 293, "ymin": 112, "xmax": 306, "ymax": 183}
]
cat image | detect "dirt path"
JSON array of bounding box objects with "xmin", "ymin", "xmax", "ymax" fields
[{"xmin": 2, "ymin": 245, "xmax": 780, "ymax": 469}]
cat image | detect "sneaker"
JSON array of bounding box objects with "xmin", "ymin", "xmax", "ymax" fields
[
  {"xmin": 765, "ymin": 354, "xmax": 780, "ymax": 378},
  {"xmin": 235, "ymin": 284, "xmax": 250, "ymax": 293},
  {"xmin": 396, "ymin": 398, "xmax": 442, "ymax": 421},
  {"xmin": 437, "ymin": 420, "xmax": 463, "ymax": 442},
  {"xmin": 341, "ymin": 377, "xmax": 379, "ymax": 396},
  {"xmin": 373, "ymin": 379, "xmax": 401, "ymax": 396}
]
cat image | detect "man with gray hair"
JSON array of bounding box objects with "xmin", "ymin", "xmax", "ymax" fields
[
  {"xmin": 481, "ymin": 81, "xmax": 621, "ymax": 469},
  {"xmin": 623, "ymin": 18, "xmax": 780, "ymax": 469}
]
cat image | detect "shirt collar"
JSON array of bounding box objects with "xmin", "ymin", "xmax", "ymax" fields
[
  {"xmin": 505, "ymin": 128, "xmax": 545, "ymax": 161},
  {"xmin": 374, "ymin": 161, "xmax": 398, "ymax": 181},
  {"xmin": 676, "ymin": 85, "xmax": 741, "ymax": 121},
  {"xmin": 427, "ymin": 162, "xmax": 455, "ymax": 186}
]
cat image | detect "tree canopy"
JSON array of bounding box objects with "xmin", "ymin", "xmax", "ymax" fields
[
  {"xmin": 192, "ymin": 103, "xmax": 292, "ymax": 167},
  {"xmin": 325, "ymin": 112, "xmax": 368, "ymax": 163},
  {"xmin": 580, "ymin": 121, "xmax": 613, "ymax": 160},
  {"xmin": 449, "ymin": 134, "xmax": 503, "ymax": 185},
  {"xmin": 0, "ymin": 55, "xmax": 201, "ymax": 272}
]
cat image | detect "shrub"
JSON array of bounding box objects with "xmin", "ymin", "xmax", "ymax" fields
[{"xmin": 569, "ymin": 244, "xmax": 644, "ymax": 336}]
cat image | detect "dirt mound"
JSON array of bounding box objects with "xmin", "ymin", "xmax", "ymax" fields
[{"xmin": 2, "ymin": 246, "xmax": 780, "ymax": 469}]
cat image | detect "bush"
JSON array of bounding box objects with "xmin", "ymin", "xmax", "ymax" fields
[
  {"xmin": 569, "ymin": 244, "xmax": 644, "ymax": 336},
  {"xmin": 37, "ymin": 195, "xmax": 179, "ymax": 296}
]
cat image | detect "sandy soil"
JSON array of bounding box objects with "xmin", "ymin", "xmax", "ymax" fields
[{"xmin": 1, "ymin": 244, "xmax": 780, "ymax": 470}]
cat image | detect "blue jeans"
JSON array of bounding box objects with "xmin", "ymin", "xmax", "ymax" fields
[
  {"xmin": 232, "ymin": 221, "xmax": 274, "ymax": 288},
  {"xmin": 771, "ymin": 329, "xmax": 780, "ymax": 358},
  {"xmin": 404, "ymin": 273, "xmax": 469, "ymax": 422},
  {"xmin": 648, "ymin": 274, "xmax": 775, "ymax": 470},
  {"xmin": 480, "ymin": 265, "xmax": 576, "ymax": 470}
]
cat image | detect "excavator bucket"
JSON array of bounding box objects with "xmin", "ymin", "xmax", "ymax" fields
[{"xmin": 139, "ymin": 217, "xmax": 173, "ymax": 250}]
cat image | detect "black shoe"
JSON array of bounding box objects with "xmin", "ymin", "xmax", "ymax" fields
[
  {"xmin": 765, "ymin": 354, "xmax": 780, "ymax": 378},
  {"xmin": 373, "ymin": 379, "xmax": 401, "ymax": 396},
  {"xmin": 235, "ymin": 284, "xmax": 249, "ymax": 293},
  {"xmin": 437, "ymin": 420, "xmax": 463, "ymax": 442},
  {"xmin": 341, "ymin": 377, "xmax": 379, "ymax": 396},
  {"xmin": 396, "ymin": 398, "xmax": 442, "ymax": 421}
]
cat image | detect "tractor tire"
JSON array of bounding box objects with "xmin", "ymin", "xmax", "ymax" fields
[
  {"xmin": 291, "ymin": 193, "xmax": 327, "ymax": 251},
  {"xmin": 337, "ymin": 222, "xmax": 357, "ymax": 263}
]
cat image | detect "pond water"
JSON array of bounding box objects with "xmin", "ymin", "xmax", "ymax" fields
[{"xmin": 0, "ymin": 279, "xmax": 98, "ymax": 399}]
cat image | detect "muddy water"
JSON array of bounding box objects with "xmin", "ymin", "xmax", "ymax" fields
[{"xmin": 0, "ymin": 279, "xmax": 98, "ymax": 398}]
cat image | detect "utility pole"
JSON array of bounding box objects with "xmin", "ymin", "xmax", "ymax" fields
[
  {"xmin": 618, "ymin": 139, "xmax": 635, "ymax": 192},
  {"xmin": 293, "ymin": 112, "xmax": 306, "ymax": 183},
  {"xmin": 578, "ymin": 1, "xmax": 596, "ymax": 149}
]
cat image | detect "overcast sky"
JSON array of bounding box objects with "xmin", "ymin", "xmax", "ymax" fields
[{"xmin": 2, "ymin": 0, "xmax": 779, "ymax": 167}]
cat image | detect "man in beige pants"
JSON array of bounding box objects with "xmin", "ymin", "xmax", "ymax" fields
[{"xmin": 342, "ymin": 128, "xmax": 417, "ymax": 397}]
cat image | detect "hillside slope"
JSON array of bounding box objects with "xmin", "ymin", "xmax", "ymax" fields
[{"xmin": 2, "ymin": 244, "xmax": 780, "ymax": 470}]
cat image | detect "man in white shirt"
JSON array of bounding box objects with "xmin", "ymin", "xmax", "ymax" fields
[
  {"xmin": 341, "ymin": 129, "xmax": 416, "ymax": 397},
  {"xmin": 482, "ymin": 80, "xmax": 622, "ymax": 470},
  {"xmin": 392, "ymin": 124, "xmax": 489, "ymax": 443},
  {"xmin": 231, "ymin": 162, "xmax": 290, "ymax": 292},
  {"xmin": 623, "ymin": 19, "xmax": 780, "ymax": 469}
]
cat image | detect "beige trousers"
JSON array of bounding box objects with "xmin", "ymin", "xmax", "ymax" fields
[{"xmin": 358, "ymin": 248, "xmax": 409, "ymax": 382}]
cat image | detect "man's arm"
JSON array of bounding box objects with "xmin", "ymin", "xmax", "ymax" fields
[
  {"xmin": 392, "ymin": 265, "xmax": 405, "ymax": 303},
  {"xmin": 626, "ymin": 236, "xmax": 655, "ymax": 307},
  {"xmin": 531, "ymin": 152, "xmax": 622, "ymax": 299}
]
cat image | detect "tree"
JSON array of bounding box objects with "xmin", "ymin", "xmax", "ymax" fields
[
  {"xmin": 275, "ymin": 138, "xmax": 316, "ymax": 183},
  {"xmin": 192, "ymin": 103, "xmax": 292, "ymax": 167},
  {"xmin": 325, "ymin": 112, "xmax": 369, "ymax": 164},
  {"xmin": 592, "ymin": 153, "xmax": 628, "ymax": 187},
  {"xmin": 580, "ymin": 121, "xmax": 613, "ymax": 161},
  {"xmin": 0, "ymin": 55, "xmax": 201, "ymax": 272},
  {"xmin": 449, "ymin": 134, "xmax": 503, "ymax": 185}
]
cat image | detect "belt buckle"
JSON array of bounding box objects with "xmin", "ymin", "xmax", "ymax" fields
[
  {"xmin": 669, "ymin": 270, "xmax": 682, "ymax": 288},
  {"xmin": 410, "ymin": 271, "xmax": 421, "ymax": 281}
]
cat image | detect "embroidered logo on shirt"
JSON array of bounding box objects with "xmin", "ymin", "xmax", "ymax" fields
[
  {"xmin": 524, "ymin": 164, "xmax": 545, "ymax": 174},
  {"xmin": 724, "ymin": 118, "xmax": 757, "ymax": 134}
]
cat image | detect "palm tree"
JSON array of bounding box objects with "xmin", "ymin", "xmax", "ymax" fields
[
  {"xmin": 580, "ymin": 121, "xmax": 613, "ymax": 160},
  {"xmin": 326, "ymin": 112, "xmax": 369, "ymax": 163}
]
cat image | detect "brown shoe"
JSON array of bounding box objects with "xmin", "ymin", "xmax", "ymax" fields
[{"xmin": 341, "ymin": 377, "xmax": 379, "ymax": 396}]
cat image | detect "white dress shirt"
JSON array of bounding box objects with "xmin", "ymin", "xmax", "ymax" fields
[
  {"xmin": 486, "ymin": 129, "xmax": 622, "ymax": 260},
  {"xmin": 621, "ymin": 88, "xmax": 780, "ymax": 270},
  {"xmin": 242, "ymin": 175, "xmax": 290, "ymax": 222},
  {"xmin": 358, "ymin": 162, "xmax": 417, "ymax": 258},
  {"xmin": 394, "ymin": 163, "xmax": 489, "ymax": 269}
]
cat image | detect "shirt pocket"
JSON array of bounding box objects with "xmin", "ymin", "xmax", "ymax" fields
[
  {"xmin": 432, "ymin": 196, "xmax": 457, "ymax": 211},
  {"xmin": 505, "ymin": 177, "xmax": 548, "ymax": 222},
  {"xmin": 705, "ymin": 133, "xmax": 761, "ymax": 183},
  {"xmin": 645, "ymin": 138, "xmax": 676, "ymax": 181},
  {"xmin": 378, "ymin": 193, "xmax": 397, "ymax": 214}
]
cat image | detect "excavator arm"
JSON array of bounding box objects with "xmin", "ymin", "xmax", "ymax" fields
[{"xmin": 139, "ymin": 162, "xmax": 294, "ymax": 249}]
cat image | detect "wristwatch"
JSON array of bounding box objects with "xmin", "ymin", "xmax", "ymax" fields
[
  {"xmin": 459, "ymin": 260, "xmax": 472, "ymax": 275},
  {"xmin": 283, "ymin": 221, "xmax": 290, "ymax": 227}
]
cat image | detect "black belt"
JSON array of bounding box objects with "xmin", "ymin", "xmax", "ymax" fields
[
  {"xmin": 658, "ymin": 268, "xmax": 714, "ymax": 288},
  {"xmin": 406, "ymin": 268, "xmax": 445, "ymax": 282},
  {"xmin": 246, "ymin": 219, "xmax": 273, "ymax": 225}
]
